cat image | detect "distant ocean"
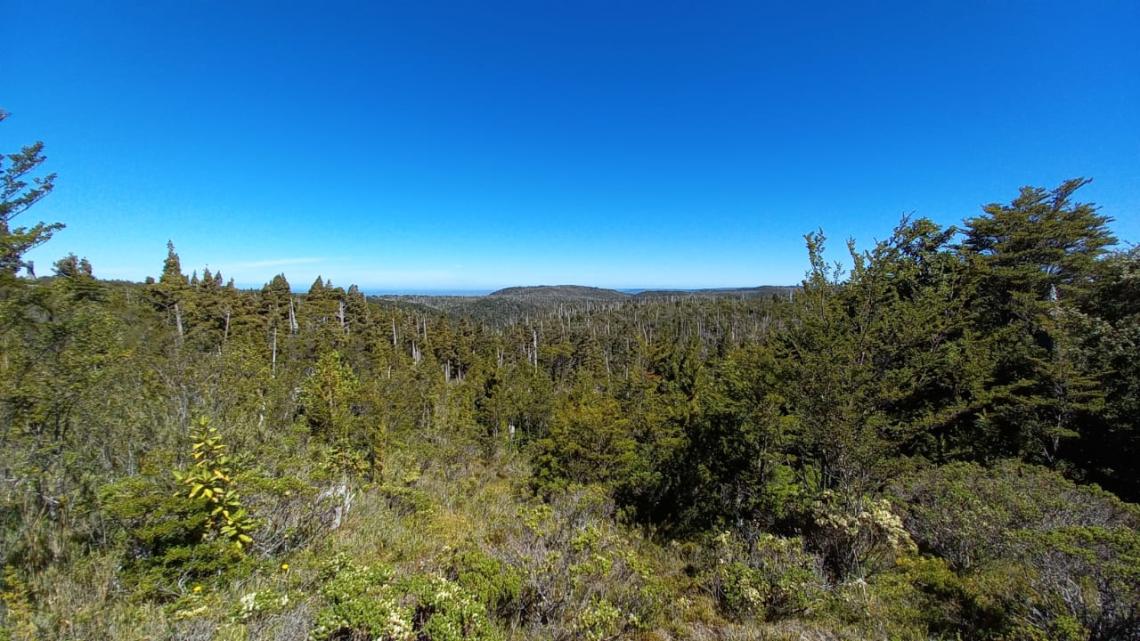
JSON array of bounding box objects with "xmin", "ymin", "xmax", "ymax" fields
[
  {"xmin": 360, "ymin": 288, "xmax": 726, "ymax": 297},
  {"xmin": 238, "ymin": 286, "xmax": 774, "ymax": 296},
  {"xmin": 361, "ymin": 289, "xmax": 494, "ymax": 297}
]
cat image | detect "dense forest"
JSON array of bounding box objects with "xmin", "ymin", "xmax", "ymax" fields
[{"xmin": 2, "ymin": 117, "xmax": 1139, "ymax": 641}]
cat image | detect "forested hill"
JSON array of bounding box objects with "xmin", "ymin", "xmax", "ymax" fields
[
  {"xmin": 487, "ymin": 284, "xmax": 797, "ymax": 301},
  {"xmin": 4, "ymin": 163, "xmax": 1140, "ymax": 638},
  {"xmin": 381, "ymin": 284, "xmax": 800, "ymax": 325},
  {"xmin": 487, "ymin": 284, "xmax": 628, "ymax": 300},
  {"xmin": 633, "ymin": 285, "xmax": 796, "ymax": 300}
]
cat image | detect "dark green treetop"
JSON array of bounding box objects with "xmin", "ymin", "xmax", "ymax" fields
[{"xmin": 0, "ymin": 110, "xmax": 62, "ymax": 279}]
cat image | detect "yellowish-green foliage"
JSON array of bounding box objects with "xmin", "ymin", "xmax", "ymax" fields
[
  {"xmin": 175, "ymin": 417, "xmax": 256, "ymax": 549},
  {"xmin": 0, "ymin": 566, "xmax": 36, "ymax": 641}
]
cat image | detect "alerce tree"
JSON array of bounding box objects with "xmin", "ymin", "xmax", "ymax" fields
[{"xmin": 0, "ymin": 109, "xmax": 61, "ymax": 279}]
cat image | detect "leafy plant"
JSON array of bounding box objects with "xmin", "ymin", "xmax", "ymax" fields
[
  {"xmin": 174, "ymin": 417, "xmax": 256, "ymax": 550},
  {"xmin": 310, "ymin": 556, "xmax": 496, "ymax": 641}
]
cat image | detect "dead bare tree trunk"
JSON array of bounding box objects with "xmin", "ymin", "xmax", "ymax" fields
[{"xmin": 173, "ymin": 302, "xmax": 184, "ymax": 341}]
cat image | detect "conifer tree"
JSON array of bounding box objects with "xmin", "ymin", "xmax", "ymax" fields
[
  {"xmin": 149, "ymin": 241, "xmax": 191, "ymax": 340},
  {"xmin": 962, "ymin": 178, "xmax": 1114, "ymax": 317},
  {"xmin": 0, "ymin": 110, "xmax": 61, "ymax": 280},
  {"xmin": 960, "ymin": 179, "xmax": 1116, "ymax": 463}
]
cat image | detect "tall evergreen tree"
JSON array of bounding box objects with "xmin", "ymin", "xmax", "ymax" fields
[
  {"xmin": 962, "ymin": 178, "xmax": 1115, "ymax": 313},
  {"xmin": 0, "ymin": 110, "xmax": 61, "ymax": 280},
  {"xmin": 960, "ymin": 179, "xmax": 1116, "ymax": 464},
  {"xmin": 149, "ymin": 241, "xmax": 191, "ymax": 341}
]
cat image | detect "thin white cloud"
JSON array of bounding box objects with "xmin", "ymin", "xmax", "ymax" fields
[
  {"xmin": 221, "ymin": 257, "xmax": 325, "ymax": 269},
  {"xmin": 348, "ymin": 268, "xmax": 459, "ymax": 285}
]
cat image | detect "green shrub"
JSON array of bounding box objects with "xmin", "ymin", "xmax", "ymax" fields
[
  {"xmin": 446, "ymin": 547, "xmax": 522, "ymax": 617},
  {"xmin": 233, "ymin": 587, "xmax": 296, "ymax": 622},
  {"xmin": 0, "ymin": 566, "xmax": 36, "ymax": 641},
  {"xmin": 99, "ymin": 475, "xmax": 251, "ymax": 598},
  {"xmin": 310, "ymin": 558, "xmax": 405, "ymax": 640},
  {"xmin": 377, "ymin": 483, "xmax": 435, "ymax": 516},
  {"xmin": 891, "ymin": 460, "xmax": 1139, "ymax": 570},
  {"xmin": 573, "ymin": 597, "xmax": 623, "ymax": 641},
  {"xmin": 704, "ymin": 531, "xmax": 825, "ymax": 622},
  {"xmin": 239, "ymin": 473, "xmax": 327, "ymax": 555},
  {"xmin": 1006, "ymin": 526, "xmax": 1140, "ymax": 641},
  {"xmin": 310, "ymin": 556, "xmax": 496, "ymax": 641},
  {"xmin": 495, "ymin": 488, "xmax": 665, "ymax": 638},
  {"xmin": 392, "ymin": 574, "xmax": 497, "ymax": 641},
  {"xmin": 716, "ymin": 561, "xmax": 768, "ymax": 620},
  {"xmin": 833, "ymin": 555, "xmax": 981, "ymax": 639},
  {"xmin": 883, "ymin": 461, "xmax": 1140, "ymax": 640},
  {"xmin": 174, "ymin": 417, "xmax": 256, "ymax": 550},
  {"xmin": 808, "ymin": 491, "xmax": 916, "ymax": 580}
]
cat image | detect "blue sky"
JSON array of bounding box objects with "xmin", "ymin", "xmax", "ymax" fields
[{"xmin": 6, "ymin": 1, "xmax": 1138, "ymax": 290}]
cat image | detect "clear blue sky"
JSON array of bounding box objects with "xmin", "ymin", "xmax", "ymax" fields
[{"xmin": 6, "ymin": 1, "xmax": 1138, "ymax": 290}]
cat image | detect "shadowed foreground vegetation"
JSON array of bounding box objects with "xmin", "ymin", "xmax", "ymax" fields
[{"xmin": 3, "ymin": 117, "xmax": 1139, "ymax": 640}]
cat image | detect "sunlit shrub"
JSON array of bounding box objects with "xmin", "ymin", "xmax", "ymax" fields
[
  {"xmin": 702, "ymin": 531, "xmax": 825, "ymax": 622},
  {"xmin": 98, "ymin": 474, "xmax": 251, "ymax": 598},
  {"xmin": 174, "ymin": 418, "xmax": 256, "ymax": 549},
  {"xmin": 492, "ymin": 487, "xmax": 665, "ymax": 638},
  {"xmin": 807, "ymin": 491, "xmax": 916, "ymax": 580},
  {"xmin": 891, "ymin": 460, "xmax": 1139, "ymax": 571},
  {"xmin": 446, "ymin": 547, "xmax": 522, "ymax": 618},
  {"xmin": 1007, "ymin": 526, "xmax": 1140, "ymax": 641},
  {"xmin": 234, "ymin": 587, "xmax": 295, "ymax": 622},
  {"xmin": 825, "ymin": 555, "xmax": 984, "ymax": 639},
  {"xmin": 309, "ymin": 556, "xmax": 495, "ymax": 641}
]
